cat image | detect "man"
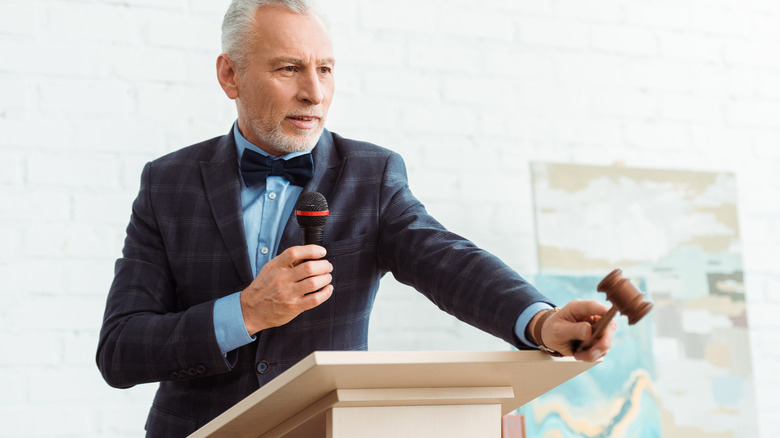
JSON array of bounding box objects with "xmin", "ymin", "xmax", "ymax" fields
[{"xmin": 97, "ymin": 0, "xmax": 617, "ymax": 436}]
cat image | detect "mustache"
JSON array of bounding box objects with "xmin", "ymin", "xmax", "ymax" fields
[{"xmin": 287, "ymin": 109, "xmax": 324, "ymax": 118}]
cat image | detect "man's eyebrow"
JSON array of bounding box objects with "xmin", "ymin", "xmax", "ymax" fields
[{"xmin": 269, "ymin": 57, "xmax": 335, "ymax": 66}]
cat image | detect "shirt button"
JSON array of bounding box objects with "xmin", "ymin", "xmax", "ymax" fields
[
  {"xmin": 268, "ymin": 192, "xmax": 277, "ymax": 200},
  {"xmin": 261, "ymin": 247, "xmax": 269, "ymax": 255}
]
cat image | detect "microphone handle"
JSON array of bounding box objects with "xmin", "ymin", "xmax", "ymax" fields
[
  {"xmin": 301, "ymin": 226, "xmax": 324, "ymax": 246},
  {"xmin": 301, "ymin": 226, "xmax": 326, "ymax": 295}
]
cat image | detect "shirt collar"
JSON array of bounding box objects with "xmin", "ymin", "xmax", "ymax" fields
[{"xmin": 232, "ymin": 121, "xmax": 309, "ymax": 168}]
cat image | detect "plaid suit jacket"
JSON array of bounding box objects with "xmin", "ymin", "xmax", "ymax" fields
[{"xmin": 96, "ymin": 129, "xmax": 548, "ymax": 437}]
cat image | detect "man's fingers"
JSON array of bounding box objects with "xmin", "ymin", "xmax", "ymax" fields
[
  {"xmin": 278, "ymin": 245, "xmax": 327, "ymax": 267},
  {"xmin": 543, "ymin": 299, "xmax": 620, "ymax": 362},
  {"xmin": 547, "ymin": 319, "xmax": 592, "ymax": 353},
  {"xmin": 590, "ymin": 319, "xmax": 617, "ymax": 350},
  {"xmin": 573, "ymin": 319, "xmax": 616, "ymax": 362},
  {"xmin": 297, "ymin": 284, "xmax": 333, "ymax": 309},
  {"xmin": 298, "ymin": 258, "xmax": 333, "ymax": 274},
  {"xmin": 294, "ymin": 259, "xmax": 333, "ymax": 282},
  {"xmin": 562, "ymin": 299, "xmax": 609, "ymax": 320},
  {"xmin": 295, "ymin": 272, "xmax": 333, "ymax": 295},
  {"xmin": 572, "ymin": 321, "xmax": 593, "ymax": 341}
]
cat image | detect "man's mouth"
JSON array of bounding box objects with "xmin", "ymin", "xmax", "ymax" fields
[{"xmin": 287, "ymin": 115, "xmax": 321, "ymax": 130}]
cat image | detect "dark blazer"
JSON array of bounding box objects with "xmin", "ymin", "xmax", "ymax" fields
[{"xmin": 96, "ymin": 129, "xmax": 548, "ymax": 437}]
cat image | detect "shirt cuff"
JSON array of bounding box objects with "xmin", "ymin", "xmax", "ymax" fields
[
  {"xmin": 514, "ymin": 302, "xmax": 555, "ymax": 349},
  {"xmin": 213, "ymin": 292, "xmax": 256, "ymax": 355}
]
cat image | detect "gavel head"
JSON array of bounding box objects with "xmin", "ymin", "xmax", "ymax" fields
[{"xmin": 597, "ymin": 269, "xmax": 653, "ymax": 325}]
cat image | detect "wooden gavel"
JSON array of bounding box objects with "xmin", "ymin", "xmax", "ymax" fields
[{"xmin": 572, "ymin": 269, "xmax": 653, "ymax": 353}]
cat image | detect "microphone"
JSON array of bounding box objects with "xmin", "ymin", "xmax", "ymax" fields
[{"xmin": 295, "ymin": 191, "xmax": 329, "ymax": 246}]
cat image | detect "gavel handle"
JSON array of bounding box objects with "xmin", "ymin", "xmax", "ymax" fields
[{"xmin": 571, "ymin": 306, "xmax": 618, "ymax": 353}]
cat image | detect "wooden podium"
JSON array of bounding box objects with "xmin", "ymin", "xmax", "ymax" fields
[{"xmin": 189, "ymin": 350, "xmax": 598, "ymax": 438}]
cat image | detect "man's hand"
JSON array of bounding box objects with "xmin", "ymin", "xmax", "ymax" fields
[
  {"xmin": 240, "ymin": 245, "xmax": 334, "ymax": 335},
  {"xmin": 534, "ymin": 299, "xmax": 618, "ymax": 362}
]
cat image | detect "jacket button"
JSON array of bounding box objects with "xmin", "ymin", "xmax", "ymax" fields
[
  {"xmin": 256, "ymin": 360, "xmax": 270, "ymax": 374},
  {"xmin": 196, "ymin": 365, "xmax": 206, "ymax": 374},
  {"xmin": 178, "ymin": 370, "xmax": 188, "ymax": 379},
  {"xmin": 187, "ymin": 368, "xmax": 197, "ymax": 376},
  {"xmin": 169, "ymin": 372, "xmax": 179, "ymax": 380}
]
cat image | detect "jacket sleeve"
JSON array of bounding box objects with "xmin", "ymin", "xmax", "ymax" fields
[
  {"xmin": 96, "ymin": 162, "xmax": 235, "ymax": 389},
  {"xmin": 375, "ymin": 152, "xmax": 551, "ymax": 349}
]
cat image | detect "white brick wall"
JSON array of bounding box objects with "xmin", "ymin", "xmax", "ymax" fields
[{"xmin": 1, "ymin": 0, "xmax": 778, "ymax": 436}]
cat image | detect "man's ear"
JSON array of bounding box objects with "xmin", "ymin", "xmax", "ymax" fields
[{"xmin": 217, "ymin": 54, "xmax": 239, "ymax": 100}]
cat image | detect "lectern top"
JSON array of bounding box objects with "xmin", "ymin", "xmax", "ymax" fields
[{"xmin": 190, "ymin": 350, "xmax": 597, "ymax": 438}]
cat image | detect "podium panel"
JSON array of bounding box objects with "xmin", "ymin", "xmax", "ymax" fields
[
  {"xmin": 328, "ymin": 404, "xmax": 501, "ymax": 438},
  {"xmin": 190, "ymin": 350, "xmax": 598, "ymax": 438}
]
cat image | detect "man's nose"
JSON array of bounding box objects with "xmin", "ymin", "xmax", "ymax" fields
[{"xmin": 297, "ymin": 69, "xmax": 324, "ymax": 105}]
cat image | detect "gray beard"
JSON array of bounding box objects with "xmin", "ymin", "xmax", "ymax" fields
[{"xmin": 252, "ymin": 122, "xmax": 325, "ymax": 155}]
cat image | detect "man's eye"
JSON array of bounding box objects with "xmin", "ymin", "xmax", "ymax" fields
[
  {"xmin": 320, "ymin": 67, "xmax": 332, "ymax": 74},
  {"xmin": 280, "ymin": 66, "xmax": 296, "ymax": 72}
]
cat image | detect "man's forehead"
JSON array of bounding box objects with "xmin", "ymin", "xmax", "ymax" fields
[
  {"xmin": 251, "ymin": 6, "xmax": 330, "ymax": 40},
  {"xmin": 250, "ymin": 6, "xmax": 333, "ymax": 59}
]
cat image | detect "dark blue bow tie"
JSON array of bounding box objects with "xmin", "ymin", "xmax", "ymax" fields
[{"xmin": 240, "ymin": 148, "xmax": 314, "ymax": 188}]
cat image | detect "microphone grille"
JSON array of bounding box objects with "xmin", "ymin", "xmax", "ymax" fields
[{"xmin": 295, "ymin": 191, "xmax": 329, "ymax": 227}]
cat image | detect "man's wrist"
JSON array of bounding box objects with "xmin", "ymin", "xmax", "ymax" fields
[
  {"xmin": 514, "ymin": 302, "xmax": 554, "ymax": 348},
  {"xmin": 531, "ymin": 307, "xmax": 563, "ymax": 357},
  {"xmin": 214, "ymin": 292, "xmax": 256, "ymax": 354}
]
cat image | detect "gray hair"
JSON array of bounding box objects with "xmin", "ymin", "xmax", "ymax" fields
[{"xmin": 221, "ymin": 0, "xmax": 322, "ymax": 69}]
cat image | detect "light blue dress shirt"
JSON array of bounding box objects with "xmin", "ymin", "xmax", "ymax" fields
[
  {"xmin": 212, "ymin": 123, "xmax": 307, "ymax": 354},
  {"xmin": 212, "ymin": 123, "xmax": 550, "ymax": 354}
]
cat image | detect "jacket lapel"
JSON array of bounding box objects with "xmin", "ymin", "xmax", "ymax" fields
[
  {"xmin": 200, "ymin": 132, "xmax": 255, "ymax": 287},
  {"xmin": 278, "ymin": 130, "xmax": 343, "ymax": 254}
]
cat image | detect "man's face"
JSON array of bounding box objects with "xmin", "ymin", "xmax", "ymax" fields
[{"xmin": 231, "ymin": 6, "xmax": 335, "ymax": 156}]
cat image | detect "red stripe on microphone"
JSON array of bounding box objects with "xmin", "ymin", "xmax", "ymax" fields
[{"xmin": 295, "ymin": 210, "xmax": 330, "ymax": 216}]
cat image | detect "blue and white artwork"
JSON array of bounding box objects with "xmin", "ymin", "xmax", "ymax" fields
[
  {"xmin": 519, "ymin": 274, "xmax": 661, "ymax": 437},
  {"xmin": 529, "ymin": 163, "xmax": 758, "ymax": 437}
]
